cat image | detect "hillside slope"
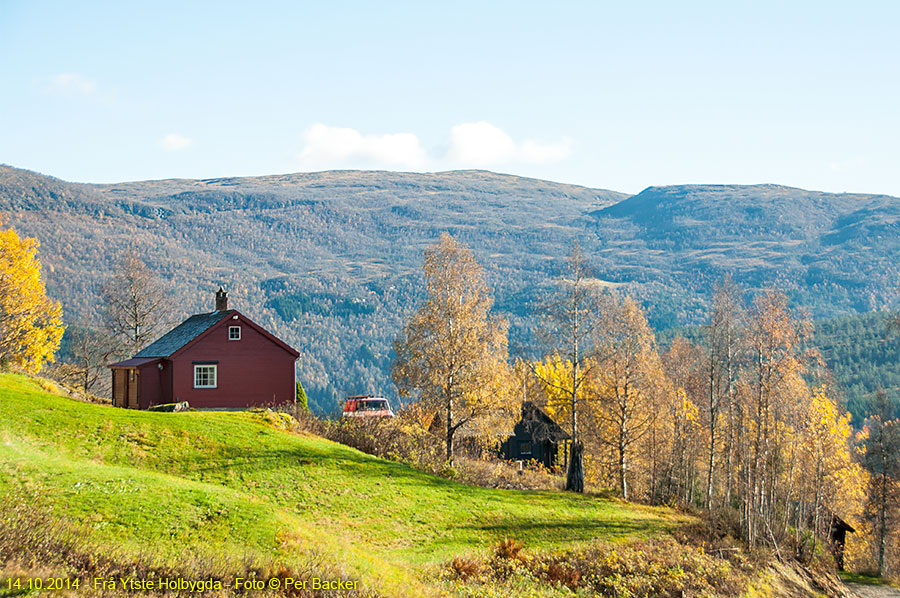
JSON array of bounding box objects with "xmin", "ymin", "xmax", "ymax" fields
[
  {"xmin": 2, "ymin": 165, "xmax": 899, "ymax": 412},
  {"xmin": 659, "ymin": 310, "xmax": 900, "ymax": 425},
  {"xmin": 0, "ymin": 374, "xmax": 687, "ymax": 596},
  {"xmin": 588, "ymin": 184, "xmax": 900, "ymax": 327},
  {"xmin": 0, "ymin": 165, "xmax": 625, "ymax": 411}
]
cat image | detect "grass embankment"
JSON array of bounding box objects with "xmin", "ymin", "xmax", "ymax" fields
[
  {"xmin": 0, "ymin": 374, "xmax": 685, "ymax": 596},
  {"xmin": 840, "ymin": 571, "xmax": 900, "ymax": 587}
]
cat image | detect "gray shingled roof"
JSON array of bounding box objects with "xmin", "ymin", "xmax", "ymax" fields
[
  {"xmin": 134, "ymin": 311, "xmax": 232, "ymax": 358},
  {"xmin": 520, "ymin": 402, "xmax": 571, "ymax": 442}
]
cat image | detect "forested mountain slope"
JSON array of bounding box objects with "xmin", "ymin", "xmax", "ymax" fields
[
  {"xmin": 660, "ymin": 311, "xmax": 900, "ymax": 426},
  {"xmin": 2, "ymin": 164, "xmax": 898, "ymax": 412},
  {"xmin": 588, "ymin": 184, "xmax": 900, "ymax": 327},
  {"xmin": 812, "ymin": 311, "xmax": 900, "ymax": 423}
]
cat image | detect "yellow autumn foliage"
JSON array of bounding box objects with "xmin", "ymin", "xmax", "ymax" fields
[
  {"xmin": 532, "ymin": 352, "xmax": 576, "ymax": 424},
  {"xmin": 392, "ymin": 233, "xmax": 515, "ymax": 462},
  {"xmin": 0, "ymin": 225, "xmax": 64, "ymax": 373},
  {"xmin": 800, "ymin": 387, "xmax": 868, "ymax": 566}
]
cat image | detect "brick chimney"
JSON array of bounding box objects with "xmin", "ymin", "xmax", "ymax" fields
[{"xmin": 215, "ymin": 287, "xmax": 228, "ymax": 311}]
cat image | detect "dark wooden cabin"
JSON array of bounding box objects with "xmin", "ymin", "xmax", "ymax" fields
[
  {"xmin": 793, "ymin": 501, "xmax": 857, "ymax": 571},
  {"xmin": 500, "ymin": 402, "xmax": 570, "ymax": 469},
  {"xmin": 829, "ymin": 514, "xmax": 855, "ymax": 571},
  {"xmin": 108, "ymin": 289, "xmax": 299, "ymax": 410}
]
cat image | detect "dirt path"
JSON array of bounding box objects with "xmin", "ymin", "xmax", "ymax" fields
[{"xmin": 845, "ymin": 583, "xmax": 900, "ymax": 598}]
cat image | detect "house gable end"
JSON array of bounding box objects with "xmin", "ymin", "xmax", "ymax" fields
[{"xmin": 169, "ymin": 311, "xmax": 299, "ymax": 360}]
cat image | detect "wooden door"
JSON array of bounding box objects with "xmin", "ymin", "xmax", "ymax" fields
[
  {"xmin": 127, "ymin": 369, "xmax": 139, "ymax": 409},
  {"xmin": 113, "ymin": 370, "xmax": 126, "ymax": 407}
]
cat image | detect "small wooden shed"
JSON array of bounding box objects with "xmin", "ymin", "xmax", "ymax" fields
[
  {"xmin": 829, "ymin": 514, "xmax": 855, "ymax": 571},
  {"xmin": 500, "ymin": 402, "xmax": 570, "ymax": 469}
]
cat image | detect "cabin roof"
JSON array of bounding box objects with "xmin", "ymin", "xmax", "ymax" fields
[
  {"xmin": 134, "ymin": 311, "xmax": 233, "ymax": 358},
  {"xmin": 519, "ymin": 401, "xmax": 570, "ymax": 442},
  {"xmin": 832, "ymin": 514, "xmax": 856, "ymax": 533},
  {"xmin": 108, "ymin": 357, "xmax": 162, "ymax": 368}
]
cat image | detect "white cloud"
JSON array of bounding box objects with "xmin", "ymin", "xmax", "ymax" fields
[
  {"xmin": 446, "ymin": 121, "xmax": 572, "ymax": 166},
  {"xmin": 159, "ymin": 133, "xmax": 192, "ymax": 152},
  {"xmin": 447, "ymin": 122, "xmax": 518, "ymax": 164},
  {"xmin": 296, "ymin": 122, "xmax": 572, "ymax": 171},
  {"xmin": 299, "ymin": 124, "xmax": 427, "ymax": 169},
  {"xmin": 49, "ymin": 73, "xmax": 97, "ymax": 96}
]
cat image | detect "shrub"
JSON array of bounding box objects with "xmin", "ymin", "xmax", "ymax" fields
[
  {"xmin": 543, "ymin": 558, "xmax": 581, "ymax": 588},
  {"xmin": 448, "ymin": 557, "xmax": 480, "ymax": 580},
  {"xmin": 445, "ymin": 536, "xmax": 751, "ymax": 598},
  {"xmin": 494, "ymin": 538, "xmax": 525, "ymax": 562},
  {"xmin": 287, "ymin": 406, "xmax": 560, "ymax": 491}
]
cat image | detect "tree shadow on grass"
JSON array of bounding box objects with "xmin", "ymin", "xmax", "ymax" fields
[{"xmin": 456, "ymin": 516, "xmax": 664, "ymax": 544}]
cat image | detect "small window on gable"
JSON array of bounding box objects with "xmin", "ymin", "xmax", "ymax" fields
[
  {"xmin": 194, "ymin": 365, "xmax": 217, "ymax": 388},
  {"xmin": 229, "ymin": 326, "xmax": 241, "ymax": 341}
]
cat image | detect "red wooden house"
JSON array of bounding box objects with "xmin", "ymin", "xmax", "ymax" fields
[{"xmin": 109, "ymin": 289, "xmax": 299, "ymax": 410}]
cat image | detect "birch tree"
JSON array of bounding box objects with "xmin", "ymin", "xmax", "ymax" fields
[
  {"xmin": 392, "ymin": 233, "xmax": 512, "ymax": 465},
  {"xmin": 743, "ymin": 287, "xmax": 810, "ymax": 546},
  {"xmin": 862, "ymin": 390, "xmax": 900, "ymax": 576},
  {"xmin": 535, "ymin": 242, "xmax": 604, "ymax": 492},
  {"xmin": 704, "ymin": 278, "xmax": 746, "ymax": 510},
  {"xmin": 0, "ymin": 225, "xmax": 64, "ymax": 373},
  {"xmin": 595, "ymin": 293, "xmax": 662, "ymax": 501},
  {"xmin": 101, "ymin": 251, "xmax": 168, "ymax": 356}
]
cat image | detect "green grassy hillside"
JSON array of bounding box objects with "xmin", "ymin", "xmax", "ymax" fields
[{"xmin": 0, "ymin": 374, "xmax": 686, "ymax": 596}]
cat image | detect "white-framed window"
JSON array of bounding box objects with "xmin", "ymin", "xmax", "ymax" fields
[
  {"xmin": 194, "ymin": 364, "xmax": 217, "ymax": 388},
  {"xmin": 228, "ymin": 326, "xmax": 241, "ymax": 341}
]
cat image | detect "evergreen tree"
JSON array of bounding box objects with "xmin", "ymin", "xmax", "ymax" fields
[{"xmin": 296, "ymin": 380, "xmax": 309, "ymax": 412}]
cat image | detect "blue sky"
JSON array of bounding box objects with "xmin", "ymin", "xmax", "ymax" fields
[{"xmin": 1, "ymin": 1, "xmax": 898, "ymax": 195}]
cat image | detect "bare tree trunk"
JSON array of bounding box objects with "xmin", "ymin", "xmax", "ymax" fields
[
  {"xmin": 705, "ymin": 345, "xmax": 717, "ymax": 511},
  {"xmin": 566, "ymin": 441, "xmax": 584, "ymax": 493},
  {"xmin": 565, "ymin": 303, "xmax": 584, "ymax": 493},
  {"xmin": 706, "ymin": 407, "xmax": 716, "ymax": 511},
  {"xmin": 618, "ymin": 432, "xmax": 628, "ymax": 500},
  {"xmin": 613, "ymin": 377, "xmax": 631, "ymax": 501},
  {"xmin": 879, "ymin": 468, "xmax": 887, "ymax": 576},
  {"xmin": 570, "ymin": 359, "xmax": 578, "ymax": 459},
  {"xmin": 446, "ymin": 380, "xmax": 454, "ymax": 466},
  {"xmin": 650, "ymin": 426, "xmax": 659, "ymax": 504},
  {"xmin": 812, "ymin": 458, "xmax": 822, "ymax": 540},
  {"xmin": 725, "ymin": 396, "xmax": 736, "ymax": 506},
  {"xmin": 782, "ymin": 444, "xmax": 797, "ymax": 538}
]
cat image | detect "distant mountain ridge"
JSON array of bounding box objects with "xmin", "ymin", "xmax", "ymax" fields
[
  {"xmin": 585, "ymin": 183, "xmax": 900, "ymax": 326},
  {"xmin": 1, "ymin": 164, "xmax": 898, "ymax": 411},
  {"xmin": 597, "ymin": 184, "xmax": 880, "ymax": 238}
]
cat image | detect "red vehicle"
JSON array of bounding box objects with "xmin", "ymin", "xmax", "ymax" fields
[{"xmin": 342, "ymin": 395, "xmax": 394, "ymax": 418}]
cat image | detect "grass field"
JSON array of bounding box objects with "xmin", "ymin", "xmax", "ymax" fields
[{"xmin": 0, "ymin": 373, "xmax": 688, "ymax": 596}]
